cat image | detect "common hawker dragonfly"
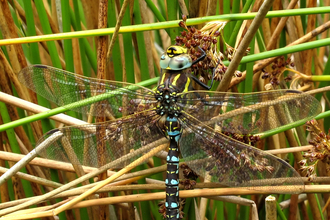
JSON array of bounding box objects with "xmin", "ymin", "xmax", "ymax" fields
[{"xmin": 15, "ymin": 46, "xmax": 321, "ymax": 220}]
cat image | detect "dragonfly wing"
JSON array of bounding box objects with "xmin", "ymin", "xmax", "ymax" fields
[
  {"xmin": 178, "ymin": 90, "xmax": 321, "ymax": 134},
  {"xmin": 35, "ymin": 110, "xmax": 165, "ymax": 168},
  {"xmin": 18, "ymin": 65, "xmax": 156, "ymax": 117},
  {"xmin": 178, "ymin": 112, "xmax": 304, "ymax": 193}
]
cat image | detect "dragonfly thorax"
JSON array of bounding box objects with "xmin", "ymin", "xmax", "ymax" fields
[
  {"xmin": 155, "ymin": 89, "xmax": 181, "ymax": 117},
  {"xmin": 155, "ymin": 70, "xmax": 191, "ymax": 117}
]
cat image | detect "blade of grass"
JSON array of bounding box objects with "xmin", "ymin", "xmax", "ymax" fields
[
  {"xmin": 3, "ymin": 7, "xmax": 330, "ymax": 46},
  {"xmin": 0, "ymin": 98, "xmax": 34, "ymax": 199},
  {"xmin": 133, "ymin": 0, "xmax": 150, "ymax": 81},
  {"xmin": 34, "ymin": 0, "xmax": 62, "ymax": 68}
]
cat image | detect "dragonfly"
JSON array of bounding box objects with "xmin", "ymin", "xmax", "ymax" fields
[{"xmin": 17, "ymin": 46, "xmax": 321, "ymax": 220}]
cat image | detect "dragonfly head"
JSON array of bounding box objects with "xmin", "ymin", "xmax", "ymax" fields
[{"xmin": 160, "ymin": 46, "xmax": 192, "ymax": 71}]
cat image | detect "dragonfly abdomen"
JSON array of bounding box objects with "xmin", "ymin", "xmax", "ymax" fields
[{"xmin": 165, "ymin": 116, "xmax": 182, "ymax": 219}]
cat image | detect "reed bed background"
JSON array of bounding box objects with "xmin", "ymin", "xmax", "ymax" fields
[{"xmin": 0, "ymin": 0, "xmax": 330, "ymax": 220}]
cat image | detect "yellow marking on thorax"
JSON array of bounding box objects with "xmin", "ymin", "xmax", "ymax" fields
[
  {"xmin": 171, "ymin": 74, "xmax": 181, "ymax": 86},
  {"xmin": 183, "ymin": 77, "xmax": 191, "ymax": 92},
  {"xmin": 159, "ymin": 72, "xmax": 166, "ymax": 84}
]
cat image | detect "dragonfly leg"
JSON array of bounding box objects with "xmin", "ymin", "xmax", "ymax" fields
[
  {"xmin": 190, "ymin": 52, "xmax": 219, "ymax": 90},
  {"xmin": 191, "ymin": 46, "xmax": 206, "ymax": 66}
]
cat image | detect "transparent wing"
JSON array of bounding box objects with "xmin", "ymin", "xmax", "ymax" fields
[
  {"xmin": 177, "ymin": 90, "xmax": 321, "ymax": 134},
  {"xmin": 178, "ymin": 113, "xmax": 304, "ymax": 193},
  {"xmin": 18, "ymin": 65, "xmax": 157, "ymax": 117},
  {"xmin": 35, "ymin": 110, "xmax": 165, "ymax": 168}
]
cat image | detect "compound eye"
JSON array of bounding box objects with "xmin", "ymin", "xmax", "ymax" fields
[
  {"xmin": 160, "ymin": 53, "xmax": 171, "ymax": 69},
  {"xmin": 168, "ymin": 54, "xmax": 192, "ymax": 70},
  {"xmin": 160, "ymin": 54, "xmax": 166, "ymax": 60}
]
